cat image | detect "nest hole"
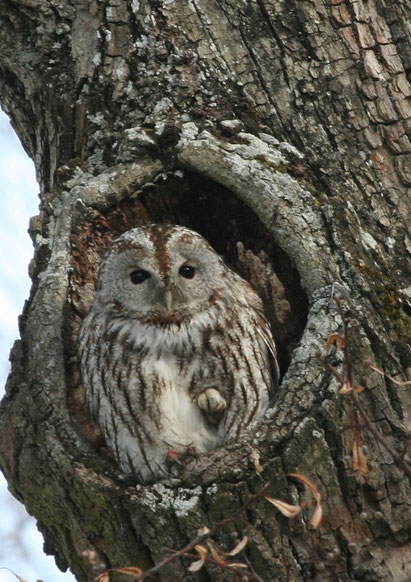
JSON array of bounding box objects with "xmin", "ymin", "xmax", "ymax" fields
[{"xmin": 69, "ymin": 171, "xmax": 308, "ymax": 380}]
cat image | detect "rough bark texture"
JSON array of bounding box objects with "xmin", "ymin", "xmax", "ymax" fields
[{"xmin": 0, "ymin": 1, "xmax": 410, "ymax": 581}]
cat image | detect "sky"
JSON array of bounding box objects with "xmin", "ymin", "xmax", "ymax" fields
[{"xmin": 0, "ymin": 108, "xmax": 76, "ymax": 582}]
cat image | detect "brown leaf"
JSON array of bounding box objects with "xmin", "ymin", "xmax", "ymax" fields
[
  {"xmin": 98, "ymin": 566, "xmax": 145, "ymax": 579},
  {"xmin": 243, "ymin": 442, "xmax": 264, "ymax": 473},
  {"xmin": 339, "ymin": 382, "xmax": 364, "ymax": 394},
  {"xmin": 327, "ymin": 333, "xmax": 345, "ymax": 350},
  {"xmin": 339, "ymin": 381, "xmax": 353, "ymax": 394},
  {"xmin": 310, "ymin": 503, "xmax": 323, "ymax": 529},
  {"xmin": 263, "ymin": 495, "xmax": 303, "ymax": 518},
  {"xmin": 352, "ymin": 436, "xmax": 368, "ymax": 476},
  {"xmin": 287, "ymin": 473, "xmax": 321, "ymax": 502},
  {"xmin": 287, "ymin": 473, "xmax": 323, "ymax": 529},
  {"xmin": 194, "ymin": 544, "xmax": 209, "ymax": 559},
  {"xmin": 188, "ymin": 558, "xmax": 206, "ymax": 572},
  {"xmin": 188, "ymin": 544, "xmax": 209, "ymax": 572},
  {"xmin": 364, "ymin": 361, "xmax": 411, "ymax": 386},
  {"xmin": 228, "ymin": 536, "xmax": 249, "ymax": 556},
  {"xmin": 116, "ymin": 567, "xmax": 145, "ymax": 575},
  {"xmin": 207, "ymin": 540, "xmax": 228, "ymax": 566}
]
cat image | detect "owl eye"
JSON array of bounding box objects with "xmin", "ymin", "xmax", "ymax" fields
[
  {"xmin": 129, "ymin": 269, "xmax": 150, "ymax": 284},
  {"xmin": 179, "ymin": 265, "xmax": 196, "ymax": 279}
]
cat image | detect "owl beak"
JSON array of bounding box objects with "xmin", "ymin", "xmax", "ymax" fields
[{"xmin": 164, "ymin": 288, "xmax": 173, "ymax": 311}]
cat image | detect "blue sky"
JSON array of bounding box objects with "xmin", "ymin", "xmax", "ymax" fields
[{"xmin": 0, "ymin": 108, "xmax": 76, "ymax": 582}]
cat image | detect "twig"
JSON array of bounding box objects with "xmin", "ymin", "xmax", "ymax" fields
[
  {"xmin": 364, "ymin": 361, "xmax": 411, "ymax": 386},
  {"xmin": 315, "ymin": 354, "xmax": 344, "ymax": 384},
  {"xmin": 133, "ymin": 481, "xmax": 273, "ymax": 581},
  {"xmin": 318, "ymin": 296, "xmax": 411, "ymax": 478},
  {"xmin": 351, "ymin": 392, "xmax": 411, "ymax": 478},
  {"xmin": 165, "ymin": 549, "xmax": 265, "ymax": 582},
  {"xmin": 335, "ymin": 297, "xmax": 354, "ymax": 387}
]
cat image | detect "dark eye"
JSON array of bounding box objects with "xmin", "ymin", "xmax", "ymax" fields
[
  {"xmin": 179, "ymin": 265, "xmax": 196, "ymax": 279},
  {"xmin": 129, "ymin": 269, "xmax": 150, "ymax": 284}
]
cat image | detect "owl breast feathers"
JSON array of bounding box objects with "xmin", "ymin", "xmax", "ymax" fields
[{"xmin": 78, "ymin": 224, "xmax": 279, "ymax": 482}]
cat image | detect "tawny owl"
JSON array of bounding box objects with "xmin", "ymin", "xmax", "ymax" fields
[{"xmin": 78, "ymin": 224, "xmax": 278, "ymax": 482}]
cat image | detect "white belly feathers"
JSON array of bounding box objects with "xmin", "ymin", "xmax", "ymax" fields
[{"xmin": 142, "ymin": 354, "xmax": 223, "ymax": 453}]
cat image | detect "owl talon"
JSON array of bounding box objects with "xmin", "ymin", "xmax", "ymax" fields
[
  {"xmin": 166, "ymin": 449, "xmax": 184, "ymax": 466},
  {"xmin": 198, "ymin": 388, "xmax": 227, "ymax": 425}
]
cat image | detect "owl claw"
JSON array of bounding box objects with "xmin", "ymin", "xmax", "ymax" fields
[
  {"xmin": 166, "ymin": 449, "xmax": 184, "ymax": 465},
  {"xmin": 197, "ymin": 388, "xmax": 227, "ymax": 425}
]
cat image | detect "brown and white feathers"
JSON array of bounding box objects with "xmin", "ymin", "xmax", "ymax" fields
[{"xmin": 78, "ymin": 224, "xmax": 278, "ymax": 482}]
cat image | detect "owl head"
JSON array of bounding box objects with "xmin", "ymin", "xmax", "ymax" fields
[{"xmin": 95, "ymin": 224, "xmax": 228, "ymax": 323}]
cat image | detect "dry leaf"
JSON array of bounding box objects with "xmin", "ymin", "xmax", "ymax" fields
[
  {"xmin": 207, "ymin": 541, "xmax": 228, "ymax": 566},
  {"xmin": 310, "ymin": 503, "xmax": 323, "ymax": 529},
  {"xmin": 364, "ymin": 361, "xmax": 411, "ymax": 386},
  {"xmin": 188, "ymin": 559, "xmax": 206, "ymax": 572},
  {"xmin": 339, "ymin": 381, "xmax": 352, "ymax": 394},
  {"xmin": 340, "ymin": 382, "xmax": 365, "ymax": 394},
  {"xmin": 287, "ymin": 473, "xmax": 323, "ymax": 529},
  {"xmin": 228, "ymin": 536, "xmax": 249, "ymax": 556},
  {"xmin": 114, "ymin": 567, "xmax": 145, "ymax": 576},
  {"xmin": 188, "ymin": 544, "xmax": 209, "ymax": 572},
  {"xmin": 263, "ymin": 495, "xmax": 303, "ymax": 518},
  {"xmin": 98, "ymin": 566, "xmax": 144, "ymax": 580},
  {"xmin": 243, "ymin": 442, "xmax": 264, "ymax": 473},
  {"xmin": 352, "ymin": 436, "xmax": 368, "ymax": 476},
  {"xmin": 194, "ymin": 544, "xmax": 208, "ymax": 559},
  {"xmin": 327, "ymin": 333, "xmax": 345, "ymax": 350},
  {"xmin": 287, "ymin": 473, "xmax": 320, "ymax": 500}
]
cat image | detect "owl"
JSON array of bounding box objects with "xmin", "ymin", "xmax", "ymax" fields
[{"xmin": 78, "ymin": 224, "xmax": 279, "ymax": 482}]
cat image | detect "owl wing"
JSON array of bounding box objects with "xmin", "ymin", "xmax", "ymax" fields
[
  {"xmin": 235, "ymin": 279, "xmax": 280, "ymax": 399},
  {"xmin": 256, "ymin": 316, "xmax": 280, "ymax": 395}
]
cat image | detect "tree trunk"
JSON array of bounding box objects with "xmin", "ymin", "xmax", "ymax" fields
[{"xmin": 0, "ymin": 1, "xmax": 410, "ymax": 580}]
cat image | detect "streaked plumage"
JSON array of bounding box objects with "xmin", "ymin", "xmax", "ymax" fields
[{"xmin": 78, "ymin": 224, "xmax": 278, "ymax": 482}]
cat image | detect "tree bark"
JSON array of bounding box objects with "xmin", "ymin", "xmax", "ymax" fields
[{"xmin": 0, "ymin": 1, "xmax": 410, "ymax": 580}]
